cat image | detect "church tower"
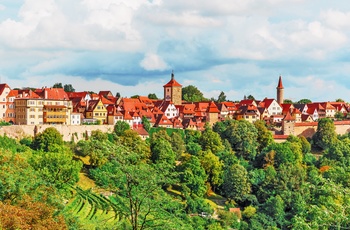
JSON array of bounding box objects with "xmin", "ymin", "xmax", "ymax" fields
[
  {"xmin": 163, "ymin": 71, "xmax": 182, "ymax": 105},
  {"xmin": 276, "ymin": 75, "xmax": 284, "ymax": 105}
]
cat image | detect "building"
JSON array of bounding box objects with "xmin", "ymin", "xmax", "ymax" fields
[
  {"xmin": 15, "ymin": 88, "xmax": 72, "ymax": 125},
  {"xmin": 163, "ymin": 72, "xmax": 182, "ymax": 105},
  {"xmin": 0, "ymin": 84, "xmax": 11, "ymax": 121},
  {"xmin": 276, "ymin": 75, "xmax": 284, "ymax": 105}
]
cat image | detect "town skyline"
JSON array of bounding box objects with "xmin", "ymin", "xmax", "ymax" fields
[{"xmin": 1, "ymin": 1, "xmax": 350, "ymax": 101}]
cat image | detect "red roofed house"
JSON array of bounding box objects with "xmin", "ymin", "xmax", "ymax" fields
[
  {"xmin": 15, "ymin": 88, "xmax": 73, "ymax": 125},
  {"xmin": 260, "ymin": 98, "xmax": 282, "ymax": 116},
  {"xmin": 5, "ymin": 89, "xmax": 18, "ymax": 124}
]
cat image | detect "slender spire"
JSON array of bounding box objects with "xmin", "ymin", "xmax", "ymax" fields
[{"xmin": 277, "ymin": 75, "xmax": 284, "ymax": 89}]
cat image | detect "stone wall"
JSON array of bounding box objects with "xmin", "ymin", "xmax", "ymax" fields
[
  {"xmin": 0, "ymin": 124, "xmax": 114, "ymax": 142},
  {"xmin": 293, "ymin": 121, "xmax": 350, "ymax": 138}
]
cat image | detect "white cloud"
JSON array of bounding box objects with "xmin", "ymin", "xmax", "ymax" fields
[{"xmin": 140, "ymin": 53, "xmax": 169, "ymax": 71}]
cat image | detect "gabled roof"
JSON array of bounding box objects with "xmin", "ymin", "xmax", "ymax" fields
[
  {"xmin": 207, "ymin": 101, "xmax": 220, "ymax": 113},
  {"xmin": 86, "ymin": 99, "xmax": 101, "ymax": 112},
  {"xmin": 0, "ymin": 84, "xmax": 10, "ymax": 95},
  {"xmin": 7, "ymin": 89, "xmax": 19, "ymax": 98},
  {"xmin": 284, "ymin": 112, "xmax": 295, "ymax": 121},
  {"xmin": 260, "ymin": 98, "xmax": 277, "ymax": 109},
  {"xmin": 155, "ymin": 114, "xmax": 172, "ymax": 126}
]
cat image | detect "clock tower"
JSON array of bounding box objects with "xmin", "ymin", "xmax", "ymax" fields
[{"xmin": 163, "ymin": 71, "xmax": 182, "ymax": 105}]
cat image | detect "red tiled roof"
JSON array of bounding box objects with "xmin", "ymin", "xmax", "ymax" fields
[
  {"xmin": 163, "ymin": 73, "xmax": 182, "ymax": 87},
  {"xmin": 0, "ymin": 84, "xmax": 10, "ymax": 95},
  {"xmin": 207, "ymin": 101, "xmax": 220, "ymax": 113}
]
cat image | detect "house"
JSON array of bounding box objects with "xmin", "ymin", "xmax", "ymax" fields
[
  {"xmin": 15, "ymin": 88, "xmax": 73, "ymax": 125},
  {"xmin": 154, "ymin": 100, "xmax": 178, "ymax": 119},
  {"xmin": 236, "ymin": 104, "xmax": 260, "ymax": 123},
  {"xmin": 71, "ymin": 113, "xmax": 81, "ymax": 125},
  {"xmin": 5, "ymin": 89, "xmax": 18, "ymax": 124},
  {"xmin": 85, "ymin": 99, "xmax": 107, "ymax": 124},
  {"xmin": 155, "ymin": 114, "xmax": 173, "ymax": 128},
  {"xmin": 0, "ymin": 84, "xmax": 11, "ymax": 121},
  {"xmin": 106, "ymin": 105, "xmax": 124, "ymax": 125},
  {"xmin": 259, "ymin": 98, "xmax": 282, "ymax": 116}
]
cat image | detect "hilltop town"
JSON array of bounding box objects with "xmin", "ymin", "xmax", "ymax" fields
[{"xmin": 0, "ymin": 73, "xmax": 348, "ymax": 139}]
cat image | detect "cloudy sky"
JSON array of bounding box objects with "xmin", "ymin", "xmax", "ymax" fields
[{"xmin": 1, "ymin": 0, "xmax": 350, "ymax": 102}]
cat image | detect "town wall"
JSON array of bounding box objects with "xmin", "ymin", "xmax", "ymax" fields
[
  {"xmin": 293, "ymin": 121, "xmax": 350, "ymax": 138},
  {"xmin": 0, "ymin": 125, "xmax": 114, "ymax": 142}
]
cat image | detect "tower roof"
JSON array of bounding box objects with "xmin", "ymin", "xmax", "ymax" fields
[
  {"xmin": 277, "ymin": 75, "xmax": 284, "ymax": 89},
  {"xmin": 163, "ymin": 72, "xmax": 182, "ymax": 87}
]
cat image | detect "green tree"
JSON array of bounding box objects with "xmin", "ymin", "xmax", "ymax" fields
[
  {"xmin": 170, "ymin": 132, "xmax": 186, "ymax": 159},
  {"xmin": 335, "ymin": 111, "xmax": 345, "ymax": 120},
  {"xmin": 254, "ymin": 120, "xmax": 273, "ymax": 152},
  {"xmin": 52, "ymin": 83, "xmax": 63, "ymax": 88},
  {"xmin": 224, "ymin": 120, "xmax": 258, "ymax": 161},
  {"xmin": 312, "ymin": 118, "xmax": 338, "ymax": 150},
  {"xmin": 63, "ymin": 84, "xmax": 75, "ymax": 92},
  {"xmin": 147, "ymin": 93, "xmax": 158, "ymax": 99},
  {"xmin": 217, "ymin": 91, "xmax": 227, "ymax": 103},
  {"xmin": 141, "ymin": 116, "xmax": 151, "ymax": 132},
  {"xmin": 297, "ymin": 98, "xmax": 312, "ymax": 104},
  {"xmin": 178, "ymin": 156, "xmax": 207, "ymax": 197},
  {"xmin": 247, "ymin": 95, "xmax": 255, "ymax": 100},
  {"xmin": 182, "ymin": 85, "xmax": 206, "ymax": 102},
  {"xmin": 114, "ymin": 120, "xmax": 130, "ymax": 136},
  {"xmin": 29, "ymin": 147, "xmax": 82, "ymax": 189},
  {"xmin": 199, "ymin": 125, "xmax": 224, "ymax": 154},
  {"xmin": 200, "ymin": 150, "xmax": 224, "ymax": 189},
  {"xmin": 222, "ymin": 164, "xmax": 251, "ymax": 202},
  {"xmin": 150, "ymin": 138, "xmax": 176, "ymax": 169},
  {"xmin": 91, "ymin": 157, "xmax": 188, "ymax": 230},
  {"xmin": 336, "ymin": 98, "xmax": 345, "ymax": 102},
  {"xmin": 283, "ymin": 99, "xmax": 293, "ymax": 104},
  {"xmin": 31, "ymin": 127, "xmax": 64, "ymax": 152},
  {"xmin": 264, "ymin": 195, "xmax": 285, "ymax": 228}
]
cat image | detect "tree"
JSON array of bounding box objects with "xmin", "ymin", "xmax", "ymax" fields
[
  {"xmin": 91, "ymin": 157, "xmax": 188, "ymax": 230},
  {"xmin": 31, "ymin": 127, "xmax": 64, "ymax": 152},
  {"xmin": 222, "ymin": 164, "xmax": 251, "ymax": 202},
  {"xmin": 178, "ymin": 156, "xmax": 208, "ymax": 197},
  {"xmin": 335, "ymin": 111, "xmax": 345, "ymax": 120},
  {"xmin": 114, "ymin": 121, "xmax": 130, "ymax": 136},
  {"xmin": 52, "ymin": 82, "xmax": 63, "ymax": 88},
  {"xmin": 170, "ymin": 132, "xmax": 186, "ymax": 159},
  {"xmin": 217, "ymin": 91, "xmax": 227, "ymax": 103},
  {"xmin": 150, "ymin": 138, "xmax": 176, "ymax": 170},
  {"xmin": 312, "ymin": 118, "xmax": 337, "ymax": 150},
  {"xmin": 116, "ymin": 92, "xmax": 121, "ymax": 98},
  {"xmin": 336, "ymin": 98, "xmax": 345, "ymax": 102},
  {"xmin": 223, "ymin": 120, "xmax": 258, "ymax": 161},
  {"xmin": 297, "ymin": 98, "xmax": 312, "ymax": 104},
  {"xmin": 247, "ymin": 95, "xmax": 255, "ymax": 100},
  {"xmin": 283, "ymin": 99, "xmax": 293, "ymax": 104},
  {"xmin": 200, "ymin": 150, "xmax": 224, "ymax": 189},
  {"xmin": 0, "ymin": 197, "xmax": 66, "ymax": 230},
  {"xmin": 148, "ymin": 93, "xmax": 158, "ymax": 99},
  {"xmin": 29, "ymin": 148, "xmax": 82, "ymax": 189},
  {"xmin": 254, "ymin": 120, "xmax": 273, "ymax": 153},
  {"xmin": 182, "ymin": 85, "xmax": 206, "ymax": 102},
  {"xmin": 141, "ymin": 116, "xmax": 151, "ymax": 132},
  {"xmin": 131, "ymin": 95, "xmax": 139, "ymax": 99},
  {"xmin": 63, "ymin": 84, "xmax": 75, "ymax": 92},
  {"xmin": 199, "ymin": 125, "xmax": 224, "ymax": 154}
]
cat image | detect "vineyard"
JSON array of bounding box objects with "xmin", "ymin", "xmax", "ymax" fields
[{"xmin": 63, "ymin": 187, "xmax": 123, "ymax": 229}]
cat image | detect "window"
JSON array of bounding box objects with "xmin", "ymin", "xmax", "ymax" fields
[{"xmin": 2, "ymin": 105, "xmax": 4, "ymax": 108}]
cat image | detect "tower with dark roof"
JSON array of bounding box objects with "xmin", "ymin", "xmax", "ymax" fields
[
  {"xmin": 163, "ymin": 71, "xmax": 182, "ymax": 105},
  {"xmin": 276, "ymin": 75, "xmax": 284, "ymax": 105}
]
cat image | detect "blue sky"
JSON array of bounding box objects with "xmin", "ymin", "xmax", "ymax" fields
[{"xmin": 1, "ymin": 0, "xmax": 350, "ymax": 102}]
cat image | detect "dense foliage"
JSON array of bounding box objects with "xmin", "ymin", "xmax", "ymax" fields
[{"xmin": 1, "ymin": 118, "xmax": 350, "ymax": 229}]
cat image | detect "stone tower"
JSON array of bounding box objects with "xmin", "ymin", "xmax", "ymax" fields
[
  {"xmin": 163, "ymin": 71, "xmax": 182, "ymax": 105},
  {"xmin": 276, "ymin": 75, "xmax": 284, "ymax": 105}
]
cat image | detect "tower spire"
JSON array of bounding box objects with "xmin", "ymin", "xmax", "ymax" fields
[{"xmin": 276, "ymin": 75, "xmax": 284, "ymax": 105}]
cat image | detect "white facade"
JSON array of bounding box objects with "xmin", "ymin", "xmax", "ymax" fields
[{"xmin": 71, "ymin": 113, "xmax": 81, "ymax": 125}]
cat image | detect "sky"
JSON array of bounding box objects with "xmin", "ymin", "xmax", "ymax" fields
[{"xmin": 1, "ymin": 0, "xmax": 350, "ymax": 102}]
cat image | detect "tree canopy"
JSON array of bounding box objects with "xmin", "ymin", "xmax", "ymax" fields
[{"xmin": 182, "ymin": 85, "xmax": 207, "ymax": 102}]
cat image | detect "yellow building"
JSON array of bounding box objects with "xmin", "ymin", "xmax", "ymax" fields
[
  {"xmin": 15, "ymin": 88, "xmax": 72, "ymax": 125},
  {"xmin": 85, "ymin": 99, "xmax": 107, "ymax": 124}
]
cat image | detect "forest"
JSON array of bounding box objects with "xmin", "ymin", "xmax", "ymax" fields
[{"xmin": 0, "ymin": 117, "xmax": 349, "ymax": 229}]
